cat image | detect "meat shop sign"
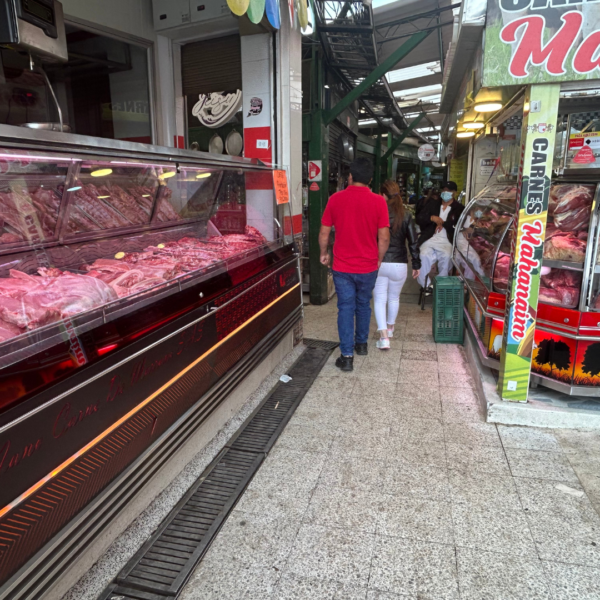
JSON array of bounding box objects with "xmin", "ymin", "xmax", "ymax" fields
[
  {"xmin": 511, "ymin": 137, "xmax": 548, "ymax": 342},
  {"xmin": 484, "ymin": 0, "xmax": 600, "ymax": 86}
]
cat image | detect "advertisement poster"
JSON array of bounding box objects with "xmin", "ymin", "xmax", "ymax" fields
[
  {"xmin": 497, "ymin": 84, "xmax": 560, "ymax": 402},
  {"xmin": 483, "ymin": 0, "xmax": 600, "ymax": 87}
]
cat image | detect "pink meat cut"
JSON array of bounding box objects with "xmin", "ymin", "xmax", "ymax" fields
[{"xmin": 543, "ymin": 233, "xmax": 587, "ymax": 262}]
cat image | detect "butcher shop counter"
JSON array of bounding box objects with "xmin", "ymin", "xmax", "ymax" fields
[
  {"xmin": 0, "ymin": 133, "xmax": 302, "ymax": 595},
  {"xmin": 453, "ymin": 180, "xmax": 600, "ymax": 396}
]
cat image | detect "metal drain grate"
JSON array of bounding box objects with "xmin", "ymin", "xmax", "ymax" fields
[
  {"xmin": 303, "ymin": 338, "xmax": 339, "ymax": 350},
  {"xmin": 100, "ymin": 344, "xmax": 333, "ymax": 600}
]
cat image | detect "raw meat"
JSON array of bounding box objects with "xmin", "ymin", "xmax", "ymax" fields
[
  {"xmin": 0, "ymin": 227, "xmax": 267, "ymax": 343},
  {"xmin": 543, "ymin": 233, "xmax": 587, "ymax": 263},
  {"xmin": 72, "ymin": 185, "xmax": 131, "ymax": 230},
  {"xmin": 0, "ymin": 233, "xmax": 23, "ymax": 244},
  {"xmin": 0, "ymin": 319, "xmax": 22, "ymax": 342},
  {"xmin": 554, "ymin": 204, "xmax": 592, "ymax": 231},
  {"xmin": 96, "ymin": 185, "xmax": 148, "ymax": 225},
  {"xmin": 552, "ymin": 184, "xmax": 595, "ymax": 215},
  {"xmin": 539, "ymin": 268, "xmax": 581, "ymax": 308},
  {"xmin": 0, "ymin": 185, "xmax": 49, "ymax": 241},
  {"xmin": 539, "ymin": 287, "xmax": 562, "ymax": 305},
  {"xmin": 493, "ymin": 254, "xmax": 511, "ymax": 290}
]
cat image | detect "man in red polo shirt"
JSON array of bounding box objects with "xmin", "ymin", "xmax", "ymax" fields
[{"xmin": 318, "ymin": 158, "xmax": 390, "ymax": 372}]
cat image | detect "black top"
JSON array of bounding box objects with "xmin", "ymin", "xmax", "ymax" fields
[
  {"xmin": 382, "ymin": 206, "xmax": 421, "ymax": 269},
  {"xmin": 415, "ymin": 198, "xmax": 464, "ymax": 248}
]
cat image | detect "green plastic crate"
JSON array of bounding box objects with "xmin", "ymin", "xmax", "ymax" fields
[{"xmin": 432, "ymin": 276, "xmax": 464, "ymax": 344}]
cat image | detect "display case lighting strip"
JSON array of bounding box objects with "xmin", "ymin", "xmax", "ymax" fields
[
  {"xmin": 0, "ymin": 153, "xmax": 77, "ymax": 162},
  {"xmin": 0, "ymin": 284, "xmax": 300, "ymax": 521}
]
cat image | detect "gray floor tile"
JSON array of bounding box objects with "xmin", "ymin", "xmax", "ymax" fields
[
  {"xmin": 438, "ymin": 371, "xmax": 475, "ymax": 388},
  {"xmin": 456, "ymin": 548, "xmax": 553, "ymax": 600},
  {"xmin": 526, "ymin": 510, "xmax": 600, "ymax": 567},
  {"xmin": 366, "ymin": 591, "xmax": 413, "ymax": 600},
  {"xmin": 308, "ymin": 376, "xmax": 356, "ymax": 397},
  {"xmin": 394, "ymin": 383, "xmax": 441, "ymax": 403},
  {"xmin": 505, "ymin": 448, "xmax": 580, "ymax": 483},
  {"xmin": 250, "ymin": 447, "xmax": 327, "ymax": 492},
  {"xmin": 400, "ymin": 348, "xmax": 438, "ymax": 361},
  {"xmin": 369, "ymin": 536, "xmax": 459, "ymax": 599},
  {"xmin": 401, "ymin": 341, "xmax": 437, "ymax": 352},
  {"xmin": 514, "ymin": 477, "xmax": 590, "ymax": 516},
  {"xmin": 273, "ymin": 572, "xmax": 368, "ymax": 600},
  {"xmin": 319, "ymin": 455, "xmax": 386, "ymax": 492},
  {"xmin": 398, "ymin": 369, "xmax": 439, "ymax": 385},
  {"xmin": 274, "ymin": 423, "xmax": 336, "ymax": 454},
  {"xmin": 202, "ymin": 511, "xmax": 301, "ymax": 570},
  {"xmin": 285, "ymin": 524, "xmax": 375, "ymax": 586},
  {"xmin": 441, "ymin": 400, "xmax": 483, "ymax": 423},
  {"xmin": 330, "ymin": 431, "xmax": 390, "ymax": 461},
  {"xmin": 377, "ymin": 493, "xmax": 454, "ymax": 544},
  {"xmin": 498, "ymin": 426, "xmax": 562, "ymax": 452},
  {"xmin": 382, "ymin": 462, "xmax": 450, "ymax": 500},
  {"xmin": 543, "ymin": 561, "xmax": 600, "ymax": 600},
  {"xmin": 439, "ymin": 386, "xmax": 480, "ymax": 405},
  {"xmin": 386, "ymin": 439, "xmax": 447, "ymax": 468},
  {"xmin": 451, "ymin": 504, "xmax": 538, "ymax": 558},
  {"xmin": 180, "ymin": 561, "xmax": 280, "ymax": 600},
  {"xmin": 337, "ymin": 413, "xmax": 392, "ymax": 438},
  {"xmin": 396, "ymin": 397, "xmax": 442, "ymax": 420},
  {"xmin": 393, "ymin": 417, "xmax": 445, "ymax": 444},
  {"xmin": 446, "ymin": 442, "xmax": 511, "ymax": 476},
  {"xmin": 352, "ymin": 378, "xmax": 397, "ymax": 401},
  {"xmin": 438, "ymin": 361, "xmax": 469, "ymax": 376},
  {"xmin": 448, "ymin": 470, "xmax": 521, "ymax": 509},
  {"xmin": 399, "ymin": 359, "xmax": 439, "ymax": 374},
  {"xmin": 444, "ymin": 421, "xmax": 502, "ymax": 447},
  {"xmin": 234, "ymin": 482, "xmax": 313, "ymax": 522},
  {"xmin": 290, "ymin": 406, "xmax": 342, "ymax": 430},
  {"xmin": 304, "ymin": 484, "xmax": 382, "ymax": 533}
]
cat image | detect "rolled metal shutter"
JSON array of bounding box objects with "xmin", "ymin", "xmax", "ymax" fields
[{"xmin": 182, "ymin": 35, "xmax": 242, "ymax": 96}]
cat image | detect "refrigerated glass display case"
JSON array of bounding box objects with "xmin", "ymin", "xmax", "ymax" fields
[
  {"xmin": 0, "ymin": 133, "xmax": 301, "ymax": 591},
  {"xmin": 453, "ymin": 180, "xmax": 600, "ymax": 395}
]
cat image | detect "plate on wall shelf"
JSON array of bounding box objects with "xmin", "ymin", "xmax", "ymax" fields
[
  {"xmin": 225, "ymin": 130, "xmax": 243, "ymax": 156},
  {"xmin": 208, "ymin": 133, "xmax": 224, "ymax": 154}
]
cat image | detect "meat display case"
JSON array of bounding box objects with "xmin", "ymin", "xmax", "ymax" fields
[
  {"xmin": 0, "ymin": 129, "xmax": 301, "ymax": 593},
  {"xmin": 453, "ymin": 180, "xmax": 600, "ymax": 396}
]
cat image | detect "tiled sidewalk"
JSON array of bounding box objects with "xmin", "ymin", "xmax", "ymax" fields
[{"xmin": 179, "ymin": 300, "xmax": 600, "ymax": 600}]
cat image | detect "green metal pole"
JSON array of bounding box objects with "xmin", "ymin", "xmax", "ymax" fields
[
  {"xmin": 373, "ymin": 127, "xmax": 382, "ymax": 193},
  {"xmin": 308, "ymin": 50, "xmax": 330, "ymax": 305},
  {"xmin": 323, "ymin": 30, "xmax": 432, "ymax": 126},
  {"xmin": 387, "ymin": 134, "xmax": 394, "ymax": 182},
  {"xmin": 381, "ymin": 113, "xmax": 426, "ymax": 161}
]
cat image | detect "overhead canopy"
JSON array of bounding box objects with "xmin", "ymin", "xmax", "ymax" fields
[{"xmin": 371, "ymin": 0, "xmax": 459, "ymax": 145}]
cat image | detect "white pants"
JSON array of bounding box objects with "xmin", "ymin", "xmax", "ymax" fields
[
  {"xmin": 417, "ymin": 235, "xmax": 453, "ymax": 288},
  {"xmin": 374, "ymin": 263, "xmax": 408, "ymax": 331}
]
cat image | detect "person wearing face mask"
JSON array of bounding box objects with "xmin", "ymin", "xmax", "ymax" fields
[{"xmin": 415, "ymin": 181, "xmax": 464, "ymax": 290}]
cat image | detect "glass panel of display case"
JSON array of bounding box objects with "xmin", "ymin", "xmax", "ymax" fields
[
  {"xmin": 0, "ymin": 155, "xmax": 278, "ymax": 353},
  {"xmin": 565, "ymin": 113, "xmax": 600, "ymax": 169},
  {"xmin": 0, "ymin": 149, "xmax": 71, "ymax": 247},
  {"xmin": 544, "ymin": 183, "xmax": 595, "ymax": 264},
  {"xmin": 66, "ymin": 162, "xmax": 161, "ymax": 234},
  {"xmin": 455, "ymin": 187, "xmax": 516, "ymax": 290}
]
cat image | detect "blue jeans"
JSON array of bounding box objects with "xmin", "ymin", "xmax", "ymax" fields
[{"xmin": 333, "ymin": 270, "xmax": 378, "ymax": 356}]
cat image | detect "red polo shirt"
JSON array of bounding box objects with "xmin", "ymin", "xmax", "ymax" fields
[{"xmin": 321, "ymin": 185, "xmax": 389, "ymax": 274}]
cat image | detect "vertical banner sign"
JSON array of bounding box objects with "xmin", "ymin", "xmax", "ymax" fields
[
  {"xmin": 483, "ymin": 0, "xmax": 600, "ymax": 86},
  {"xmin": 498, "ymin": 84, "xmax": 560, "ymax": 402},
  {"xmin": 273, "ymin": 169, "xmax": 290, "ymax": 204}
]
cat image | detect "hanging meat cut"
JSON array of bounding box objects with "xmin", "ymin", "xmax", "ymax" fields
[{"xmin": 539, "ymin": 268, "xmax": 581, "ymax": 308}]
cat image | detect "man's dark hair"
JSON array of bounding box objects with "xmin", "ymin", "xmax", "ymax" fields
[
  {"xmin": 444, "ymin": 181, "xmax": 458, "ymax": 192},
  {"xmin": 349, "ymin": 157, "xmax": 373, "ymax": 185}
]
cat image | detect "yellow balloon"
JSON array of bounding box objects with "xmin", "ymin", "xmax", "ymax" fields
[
  {"xmin": 227, "ymin": 0, "xmax": 250, "ymax": 16},
  {"xmin": 298, "ymin": 0, "xmax": 308, "ymax": 29}
]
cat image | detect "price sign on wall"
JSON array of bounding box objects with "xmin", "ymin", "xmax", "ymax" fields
[{"xmin": 273, "ymin": 170, "xmax": 290, "ymax": 205}]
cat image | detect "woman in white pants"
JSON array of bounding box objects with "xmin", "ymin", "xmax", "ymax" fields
[{"xmin": 374, "ymin": 181, "xmax": 421, "ymax": 350}]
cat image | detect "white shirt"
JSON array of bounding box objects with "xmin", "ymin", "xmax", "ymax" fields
[{"xmin": 433, "ymin": 204, "xmax": 452, "ymax": 239}]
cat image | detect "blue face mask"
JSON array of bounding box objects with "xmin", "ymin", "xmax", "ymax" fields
[{"xmin": 441, "ymin": 191, "xmax": 453, "ymax": 201}]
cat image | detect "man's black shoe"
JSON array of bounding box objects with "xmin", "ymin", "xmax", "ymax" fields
[
  {"xmin": 355, "ymin": 343, "xmax": 368, "ymax": 356},
  {"xmin": 335, "ymin": 355, "xmax": 354, "ymax": 372}
]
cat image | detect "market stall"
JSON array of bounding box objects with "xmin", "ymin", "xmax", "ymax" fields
[{"xmin": 0, "ymin": 131, "xmax": 301, "ymax": 589}]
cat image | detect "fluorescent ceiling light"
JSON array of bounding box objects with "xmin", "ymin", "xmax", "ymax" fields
[
  {"xmin": 358, "ymin": 119, "xmax": 378, "ymax": 126},
  {"xmin": 393, "ymin": 84, "xmax": 442, "ymax": 99},
  {"xmin": 387, "ymin": 61, "xmax": 441, "ymax": 84}
]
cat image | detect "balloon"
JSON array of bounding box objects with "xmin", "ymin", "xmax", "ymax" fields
[
  {"xmin": 298, "ymin": 0, "xmax": 308, "ymax": 29},
  {"xmin": 247, "ymin": 0, "xmax": 266, "ymax": 23},
  {"xmin": 265, "ymin": 0, "xmax": 280, "ymax": 29},
  {"xmin": 226, "ymin": 0, "xmax": 250, "ymax": 17}
]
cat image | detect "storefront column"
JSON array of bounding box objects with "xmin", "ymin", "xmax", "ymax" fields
[{"xmin": 497, "ymin": 83, "xmax": 561, "ymax": 402}]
